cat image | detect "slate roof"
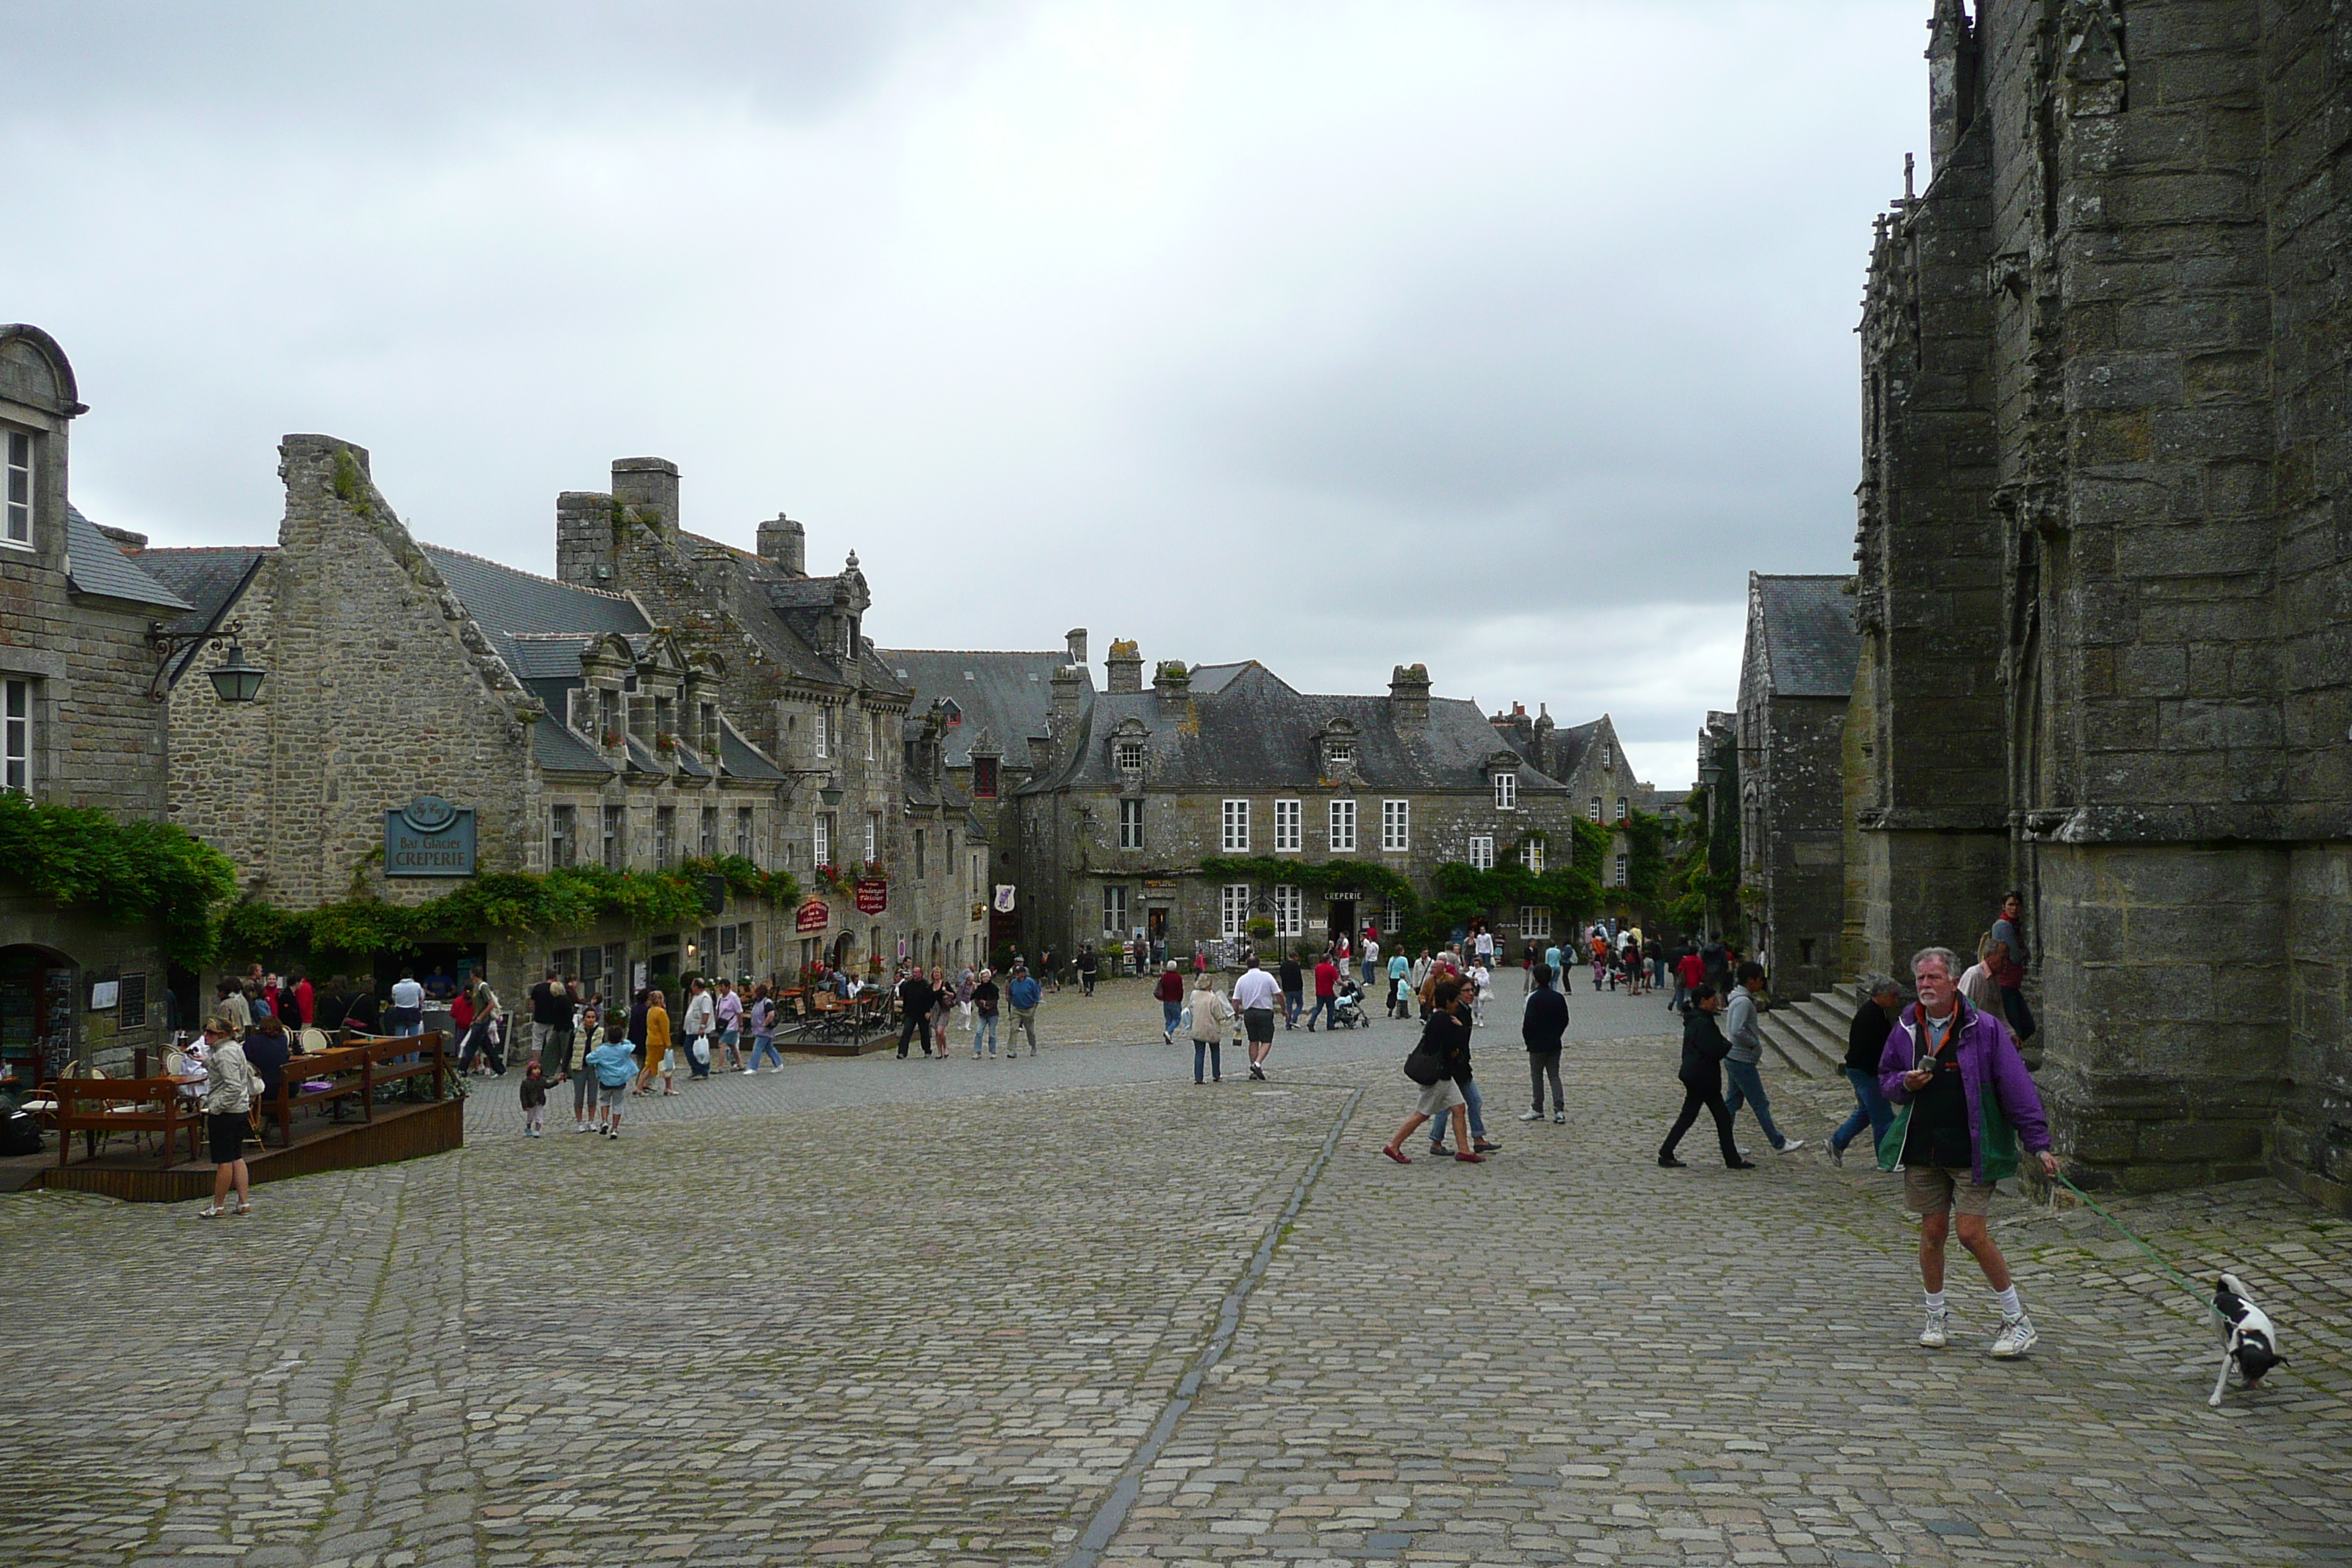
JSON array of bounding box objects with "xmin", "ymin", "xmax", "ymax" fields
[
  {"xmin": 1750, "ymin": 574, "xmax": 1860, "ymax": 699},
  {"xmin": 421, "ymin": 545, "xmax": 648, "ymax": 674},
  {"xmin": 63, "ymin": 506, "xmax": 192, "ymax": 611},
  {"xmin": 1188, "ymin": 660, "xmax": 1271, "ymax": 695},
  {"xmin": 1022, "ymin": 663, "xmax": 1563, "ymax": 795},
  {"xmin": 1549, "ymin": 718, "xmax": 1599, "ymax": 782},
  {"xmin": 883, "ymin": 649, "xmax": 1085, "ymax": 769},
  {"xmin": 532, "ymin": 720, "xmax": 611, "ymax": 774}
]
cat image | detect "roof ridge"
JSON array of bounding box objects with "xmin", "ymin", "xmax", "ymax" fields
[
  {"xmin": 129, "ymin": 543, "xmax": 276, "ymax": 555},
  {"xmin": 882, "ymin": 648, "xmax": 1066, "ymax": 658},
  {"xmin": 418, "ymin": 541, "xmax": 635, "ymax": 601}
]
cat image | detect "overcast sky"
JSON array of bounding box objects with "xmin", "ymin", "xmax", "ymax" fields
[{"xmin": 8, "ymin": 1, "xmax": 1921, "ymax": 788}]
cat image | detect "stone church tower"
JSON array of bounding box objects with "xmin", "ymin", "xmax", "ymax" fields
[{"xmin": 1854, "ymin": 1, "xmax": 2350, "ymax": 1208}]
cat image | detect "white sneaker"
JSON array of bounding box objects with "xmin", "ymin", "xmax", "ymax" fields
[
  {"xmin": 1552, "ymin": 1112, "xmax": 1567, "ymax": 1124},
  {"xmin": 1919, "ymin": 1305, "xmax": 1950, "ymax": 1349},
  {"xmin": 1519, "ymin": 1109, "xmax": 1545, "ymax": 1122},
  {"xmin": 1989, "ymin": 1313, "xmax": 2038, "ymax": 1357},
  {"xmin": 1776, "ymin": 1138, "xmax": 1806, "ymax": 1153},
  {"xmin": 742, "ymin": 1068, "xmax": 756, "ymax": 1075}
]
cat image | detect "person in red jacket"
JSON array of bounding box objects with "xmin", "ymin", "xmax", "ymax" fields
[
  {"xmin": 1305, "ymin": 951, "xmax": 1341, "ymax": 1032},
  {"xmin": 1673, "ymin": 949, "xmax": 1705, "ymax": 1014},
  {"xmin": 1154, "ymin": 961, "xmax": 1186, "ymax": 1044}
]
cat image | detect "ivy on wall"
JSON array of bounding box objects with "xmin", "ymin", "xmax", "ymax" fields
[
  {"xmin": 0, "ymin": 793, "xmax": 238, "ymax": 968},
  {"xmin": 220, "ymin": 856, "xmax": 802, "ymax": 968}
]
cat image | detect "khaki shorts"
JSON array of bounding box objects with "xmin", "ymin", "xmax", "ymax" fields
[{"xmin": 1904, "ymin": 1164, "xmax": 1997, "ymax": 1217}]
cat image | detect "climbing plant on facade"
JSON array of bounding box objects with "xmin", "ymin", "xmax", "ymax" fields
[{"xmin": 0, "ymin": 793, "xmax": 238, "ymax": 968}]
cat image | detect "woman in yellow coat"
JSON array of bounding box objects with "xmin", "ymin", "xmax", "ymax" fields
[{"xmin": 636, "ymin": 990, "xmax": 675, "ymax": 1096}]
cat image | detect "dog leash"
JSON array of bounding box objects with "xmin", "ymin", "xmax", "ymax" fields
[{"xmin": 2048, "ymin": 1171, "xmax": 2209, "ymax": 1306}]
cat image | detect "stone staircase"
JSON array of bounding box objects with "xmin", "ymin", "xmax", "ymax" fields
[{"xmin": 1755, "ymin": 983, "xmax": 1861, "ymax": 1081}]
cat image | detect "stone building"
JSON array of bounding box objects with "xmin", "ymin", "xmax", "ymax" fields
[
  {"xmin": 1014, "ymin": 649, "xmax": 1578, "ymax": 962},
  {"xmin": 1487, "ymin": 705, "xmax": 1666, "ymax": 896},
  {"xmin": 882, "ymin": 628, "xmax": 1094, "ymax": 961},
  {"xmin": 549, "ymin": 461, "xmax": 984, "ymax": 979},
  {"xmin": 151, "ymin": 439, "xmax": 979, "ymax": 1002},
  {"xmin": 1853, "ymin": 1, "xmax": 2351, "ymax": 1206},
  {"xmin": 0, "ymin": 323, "xmax": 206, "ymax": 1072},
  {"xmin": 1735, "ymin": 574, "xmax": 1860, "ymax": 999}
]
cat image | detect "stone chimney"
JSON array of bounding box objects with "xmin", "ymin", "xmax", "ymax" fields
[
  {"xmin": 1389, "ymin": 663, "xmax": 1432, "ymax": 727},
  {"xmin": 611, "ymin": 457, "xmax": 679, "ymax": 532},
  {"xmin": 1066, "ymin": 627, "xmax": 1088, "ymax": 667},
  {"xmin": 1028, "ymin": 734, "xmax": 1058, "ymax": 774},
  {"xmin": 1050, "ymin": 663, "xmax": 1085, "ymax": 739},
  {"xmin": 1153, "ymin": 660, "xmax": 1191, "ymax": 712},
  {"xmin": 556, "ymin": 490, "xmax": 617, "ymax": 586},
  {"xmin": 756, "ymin": 513, "xmax": 806, "ymax": 574},
  {"xmin": 1105, "ymin": 638, "xmax": 1143, "ymax": 695}
]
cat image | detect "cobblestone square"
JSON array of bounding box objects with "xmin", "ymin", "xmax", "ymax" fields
[{"xmin": 6, "ymin": 975, "xmax": 2347, "ymax": 1567}]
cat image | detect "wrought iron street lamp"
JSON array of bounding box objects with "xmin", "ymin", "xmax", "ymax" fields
[{"xmin": 146, "ymin": 619, "xmax": 268, "ymax": 704}]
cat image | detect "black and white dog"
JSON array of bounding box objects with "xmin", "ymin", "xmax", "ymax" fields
[{"xmin": 2210, "ymin": 1273, "xmax": 2285, "ymax": 1406}]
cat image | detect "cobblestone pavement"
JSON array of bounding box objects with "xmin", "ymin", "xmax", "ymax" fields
[{"xmin": 4, "ymin": 975, "xmax": 2345, "ymax": 1567}]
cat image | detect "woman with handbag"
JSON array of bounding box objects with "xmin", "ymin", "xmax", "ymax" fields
[
  {"xmin": 1186, "ymin": 974, "xmax": 1233, "ymax": 1084},
  {"xmin": 198, "ymin": 1015, "xmax": 259, "ymax": 1217},
  {"xmin": 1382, "ymin": 978, "xmax": 1482, "ymax": 1164}
]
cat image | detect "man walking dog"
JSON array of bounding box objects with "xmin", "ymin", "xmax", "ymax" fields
[{"xmin": 1881, "ymin": 946, "xmax": 2061, "ymax": 1357}]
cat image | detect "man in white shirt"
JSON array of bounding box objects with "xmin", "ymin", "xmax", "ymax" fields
[
  {"xmin": 1231, "ymin": 957, "xmax": 1282, "ymax": 1081},
  {"xmin": 388, "ymin": 971, "xmax": 426, "ymax": 1037},
  {"xmin": 1361, "ymin": 936, "xmax": 1381, "ymax": 989},
  {"xmin": 682, "ymin": 979, "xmax": 717, "ymax": 1079}
]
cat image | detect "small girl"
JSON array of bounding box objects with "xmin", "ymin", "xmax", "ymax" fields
[{"xmin": 520, "ymin": 1060, "xmax": 548, "ymax": 1137}]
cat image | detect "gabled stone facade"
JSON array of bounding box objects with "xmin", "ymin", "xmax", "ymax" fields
[
  {"xmin": 1014, "ymin": 651, "xmax": 1577, "ymax": 962},
  {"xmin": 1487, "ymin": 706, "xmax": 1667, "ymax": 900},
  {"xmin": 0, "ymin": 325, "xmax": 197, "ymax": 1071},
  {"xmin": 1854, "ymin": 1, "xmax": 2352, "ymax": 1207}
]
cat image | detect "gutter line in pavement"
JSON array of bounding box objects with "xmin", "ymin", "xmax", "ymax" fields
[{"xmin": 1060, "ymin": 1083, "xmax": 1367, "ymax": 1568}]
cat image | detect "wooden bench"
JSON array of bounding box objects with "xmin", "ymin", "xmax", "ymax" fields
[
  {"xmin": 258, "ymin": 1032, "xmax": 452, "ymax": 1145},
  {"xmin": 53, "ymin": 1076, "xmax": 202, "ymax": 1168}
]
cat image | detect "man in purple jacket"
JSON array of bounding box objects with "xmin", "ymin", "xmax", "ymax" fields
[{"xmin": 1880, "ymin": 946, "xmax": 2062, "ymax": 1357}]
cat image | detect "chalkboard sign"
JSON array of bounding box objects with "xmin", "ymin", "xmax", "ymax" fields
[{"xmin": 119, "ymin": 973, "xmax": 148, "ymax": 1031}]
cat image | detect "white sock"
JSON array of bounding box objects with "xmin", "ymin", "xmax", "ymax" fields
[
  {"xmin": 1924, "ymin": 1291, "xmax": 1947, "ymax": 1311},
  {"xmin": 1994, "ymin": 1285, "xmax": 2023, "ymax": 1319}
]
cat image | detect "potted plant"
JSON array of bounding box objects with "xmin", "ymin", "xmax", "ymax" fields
[{"xmin": 602, "ymin": 728, "xmax": 624, "ymax": 748}]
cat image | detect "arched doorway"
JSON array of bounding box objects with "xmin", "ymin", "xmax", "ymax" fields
[{"xmin": 0, "ymin": 943, "xmax": 78, "ymax": 1086}]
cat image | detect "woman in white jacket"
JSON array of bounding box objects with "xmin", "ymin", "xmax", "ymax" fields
[{"xmin": 1188, "ymin": 976, "xmax": 1235, "ymax": 1085}]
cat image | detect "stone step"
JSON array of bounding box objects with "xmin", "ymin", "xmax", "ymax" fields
[
  {"xmin": 1757, "ymin": 1008, "xmax": 1840, "ymax": 1080},
  {"xmin": 1809, "ymin": 987, "xmax": 1862, "ymax": 1028},
  {"xmin": 1779, "ymin": 1001, "xmax": 1854, "ymax": 1070}
]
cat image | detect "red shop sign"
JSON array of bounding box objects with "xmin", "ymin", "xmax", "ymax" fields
[
  {"xmin": 853, "ymin": 878, "xmax": 889, "ymax": 915},
  {"xmin": 794, "ymin": 897, "xmax": 831, "ymax": 932}
]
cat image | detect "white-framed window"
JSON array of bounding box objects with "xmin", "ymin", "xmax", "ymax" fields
[
  {"xmin": 1274, "ymin": 799, "xmax": 1302, "ymax": 852},
  {"xmin": 1115, "ymin": 739, "xmax": 1146, "ymax": 772},
  {"xmin": 1613, "ymin": 853, "xmax": 1629, "ymax": 886},
  {"xmin": 3, "ymin": 679, "xmax": 28, "ymax": 794},
  {"xmin": 1519, "ymin": 838, "xmax": 1545, "ymax": 873},
  {"xmin": 1588, "ymin": 796, "xmax": 1602, "ymax": 823},
  {"xmin": 1324, "ymin": 738, "xmax": 1354, "ymax": 770},
  {"xmin": 1103, "ymin": 884, "xmax": 1129, "ymax": 935},
  {"xmin": 1221, "ymin": 883, "xmax": 1251, "ymax": 938},
  {"xmin": 1494, "ymin": 772, "xmax": 1518, "ymax": 811},
  {"xmin": 1119, "ymin": 797, "xmax": 1144, "ymax": 850},
  {"xmin": 1616, "ymin": 797, "xmax": 1629, "ymax": 823},
  {"xmin": 1600, "ymin": 740, "xmax": 1613, "ymax": 769},
  {"xmin": 864, "ymin": 812, "xmax": 880, "ymax": 861},
  {"xmin": 813, "ymin": 813, "xmax": 832, "ymax": 867},
  {"xmin": 4, "ymin": 431, "xmax": 30, "ymax": 546},
  {"xmin": 1518, "ymin": 905, "xmax": 1552, "ymax": 941},
  {"xmin": 1221, "ymin": 799, "xmax": 1250, "ymax": 852},
  {"xmin": 814, "ymin": 709, "xmax": 829, "ymax": 761},
  {"xmin": 1329, "ymin": 798, "xmax": 1357, "ymax": 853},
  {"xmin": 655, "ymin": 805, "xmax": 676, "ymax": 867},
  {"xmin": 1469, "ymin": 834, "xmax": 1495, "ymax": 870},
  {"xmin": 1381, "ymin": 799, "xmax": 1410, "ymax": 852},
  {"xmin": 1380, "ymin": 897, "xmax": 1402, "ymax": 933},
  {"xmin": 1273, "ymin": 885, "xmax": 1303, "ymax": 937}
]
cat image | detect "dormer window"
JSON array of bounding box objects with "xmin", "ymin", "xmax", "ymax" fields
[
  {"xmin": 1115, "ymin": 739, "xmax": 1146, "ymax": 773},
  {"xmin": 1494, "ymin": 772, "xmax": 1518, "ymax": 811},
  {"xmin": 973, "ymin": 756, "xmax": 999, "ymax": 798},
  {"xmin": 1327, "ymin": 740, "xmax": 1353, "ymax": 766}
]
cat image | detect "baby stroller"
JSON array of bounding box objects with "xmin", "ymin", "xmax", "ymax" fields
[{"xmin": 1330, "ymin": 981, "xmax": 1368, "ymax": 1030}]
